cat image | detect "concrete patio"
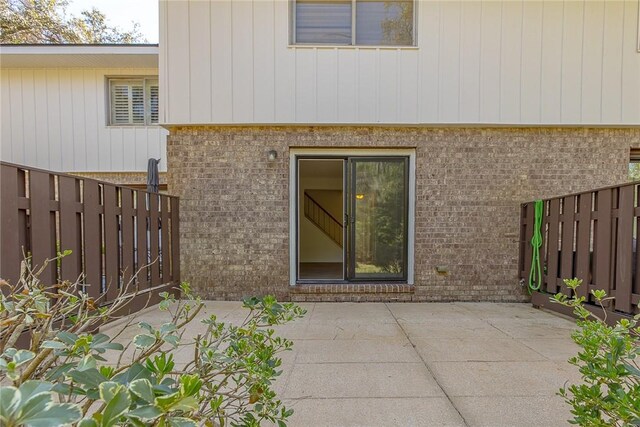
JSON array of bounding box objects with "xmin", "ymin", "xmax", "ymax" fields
[{"xmin": 104, "ymin": 302, "xmax": 580, "ymax": 426}]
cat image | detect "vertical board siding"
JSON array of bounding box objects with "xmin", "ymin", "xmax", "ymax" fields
[
  {"xmin": 45, "ymin": 69, "xmax": 63, "ymax": 171},
  {"xmin": 253, "ymin": 0, "xmax": 276, "ymax": 123},
  {"xmin": 337, "ymin": 49, "xmax": 357, "ymax": 122},
  {"xmin": 438, "ymin": 1, "xmax": 461, "ymax": 121},
  {"xmin": 357, "ymin": 49, "xmax": 378, "ymax": 121},
  {"xmin": 459, "ymin": 1, "xmax": 482, "ymax": 123},
  {"xmin": 316, "ymin": 48, "xmax": 339, "ymax": 122},
  {"xmin": 499, "ymin": 0, "xmax": 523, "ymax": 123},
  {"xmin": 0, "ymin": 67, "xmax": 168, "ymax": 172},
  {"xmin": 8, "ymin": 69, "xmax": 25, "ymax": 164},
  {"xmin": 161, "ymin": 0, "xmax": 640, "ymax": 125},
  {"xmin": 581, "ymin": 0, "xmax": 605, "ymax": 123},
  {"xmin": 621, "ymin": 0, "xmax": 640, "ymax": 122},
  {"xmin": 232, "ymin": 0, "xmax": 255, "ymax": 122},
  {"xmin": 478, "ymin": 1, "xmax": 502, "ymax": 122},
  {"xmin": 33, "ymin": 69, "xmax": 49, "ymax": 168},
  {"xmin": 1, "ymin": 71, "xmax": 12, "ymax": 162},
  {"xmin": 560, "ymin": 0, "xmax": 584, "ymax": 123},
  {"xmin": 378, "ymin": 49, "xmax": 399, "ymax": 122},
  {"xmin": 165, "ymin": 0, "xmax": 190, "ymax": 125},
  {"xmin": 418, "ymin": 0, "xmax": 440, "ymax": 122},
  {"xmin": 519, "ymin": 1, "xmax": 543, "ymax": 123},
  {"xmin": 273, "ymin": 0, "xmax": 296, "ymax": 122},
  {"xmin": 189, "ymin": 0, "xmax": 212, "ymax": 123},
  {"xmin": 601, "ymin": 1, "xmax": 625, "ymax": 124},
  {"xmin": 295, "ymin": 48, "xmax": 317, "ymax": 122},
  {"xmin": 210, "ymin": 0, "xmax": 234, "ymax": 122},
  {"xmin": 540, "ymin": 0, "xmax": 564, "ymax": 123}
]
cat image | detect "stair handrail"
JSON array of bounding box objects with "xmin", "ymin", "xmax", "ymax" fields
[{"xmin": 303, "ymin": 191, "xmax": 343, "ymax": 247}]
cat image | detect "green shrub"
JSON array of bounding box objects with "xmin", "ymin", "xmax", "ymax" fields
[
  {"xmin": 0, "ymin": 253, "xmax": 305, "ymax": 426},
  {"xmin": 552, "ymin": 278, "xmax": 640, "ymax": 426}
]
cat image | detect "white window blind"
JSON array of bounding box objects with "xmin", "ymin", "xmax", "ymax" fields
[
  {"xmin": 148, "ymin": 81, "xmax": 159, "ymax": 124},
  {"xmin": 293, "ymin": 0, "xmax": 414, "ymax": 46},
  {"xmin": 295, "ymin": 0, "xmax": 352, "ymax": 44},
  {"xmin": 109, "ymin": 77, "xmax": 159, "ymax": 126}
]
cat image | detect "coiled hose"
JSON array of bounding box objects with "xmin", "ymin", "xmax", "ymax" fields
[{"xmin": 528, "ymin": 200, "xmax": 544, "ymax": 294}]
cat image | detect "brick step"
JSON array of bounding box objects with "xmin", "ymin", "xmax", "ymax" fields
[{"xmin": 290, "ymin": 283, "xmax": 414, "ymax": 302}]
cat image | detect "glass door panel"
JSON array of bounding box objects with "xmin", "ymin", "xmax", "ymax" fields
[{"xmin": 349, "ymin": 158, "xmax": 408, "ymax": 280}]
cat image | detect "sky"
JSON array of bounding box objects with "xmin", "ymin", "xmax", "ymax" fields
[{"xmin": 66, "ymin": 0, "xmax": 159, "ymax": 43}]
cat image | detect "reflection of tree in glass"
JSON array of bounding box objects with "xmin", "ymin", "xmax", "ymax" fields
[
  {"xmin": 381, "ymin": 1, "xmax": 413, "ymax": 46},
  {"xmin": 630, "ymin": 163, "xmax": 640, "ymax": 181},
  {"xmin": 355, "ymin": 161, "xmax": 405, "ymax": 275}
]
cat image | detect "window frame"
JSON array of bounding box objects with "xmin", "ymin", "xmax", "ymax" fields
[
  {"xmin": 107, "ymin": 76, "xmax": 159, "ymax": 127},
  {"xmin": 290, "ymin": 0, "xmax": 417, "ymax": 48}
]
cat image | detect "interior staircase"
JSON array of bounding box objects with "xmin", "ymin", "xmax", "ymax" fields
[{"xmin": 303, "ymin": 191, "xmax": 343, "ymax": 247}]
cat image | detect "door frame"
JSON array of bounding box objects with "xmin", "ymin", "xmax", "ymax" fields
[{"xmin": 289, "ymin": 148, "xmax": 416, "ymax": 286}]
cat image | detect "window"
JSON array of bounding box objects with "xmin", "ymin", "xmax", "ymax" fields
[
  {"xmin": 630, "ymin": 149, "xmax": 640, "ymax": 181},
  {"xmin": 293, "ymin": 0, "xmax": 414, "ymax": 46},
  {"xmin": 108, "ymin": 78, "xmax": 158, "ymax": 126}
]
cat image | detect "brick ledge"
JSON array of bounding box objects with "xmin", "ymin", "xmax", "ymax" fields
[{"xmin": 291, "ymin": 283, "xmax": 414, "ymax": 294}]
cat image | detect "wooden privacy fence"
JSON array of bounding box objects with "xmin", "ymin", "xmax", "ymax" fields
[
  {"xmin": 520, "ymin": 181, "xmax": 639, "ymax": 321},
  {"xmin": 0, "ymin": 162, "xmax": 180, "ymax": 309}
]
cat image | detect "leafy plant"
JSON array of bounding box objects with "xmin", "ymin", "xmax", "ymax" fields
[
  {"xmin": 0, "ymin": 253, "xmax": 305, "ymax": 426},
  {"xmin": 552, "ymin": 278, "xmax": 640, "ymax": 426}
]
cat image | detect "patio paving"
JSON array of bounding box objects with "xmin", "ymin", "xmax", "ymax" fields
[{"xmin": 103, "ymin": 301, "xmax": 580, "ymax": 426}]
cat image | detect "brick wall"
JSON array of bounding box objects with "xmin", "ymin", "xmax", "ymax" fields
[{"xmin": 166, "ymin": 126, "xmax": 639, "ymax": 302}]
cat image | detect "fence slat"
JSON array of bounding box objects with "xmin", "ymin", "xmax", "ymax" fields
[
  {"xmin": 59, "ymin": 176, "xmax": 82, "ymax": 284},
  {"xmin": 593, "ymin": 189, "xmax": 613, "ymax": 297},
  {"xmin": 560, "ymin": 196, "xmax": 576, "ymax": 295},
  {"xmin": 103, "ymin": 185, "xmax": 119, "ymax": 302},
  {"xmin": 136, "ymin": 191, "xmax": 149, "ymax": 289},
  {"xmin": 615, "ymin": 186, "xmax": 634, "ymax": 314},
  {"xmin": 29, "ymin": 171, "xmax": 56, "ymax": 286},
  {"xmin": 160, "ymin": 196, "xmax": 170, "ymax": 282},
  {"xmin": 1, "ymin": 166, "xmax": 21, "ymax": 285},
  {"xmin": 121, "ymin": 188, "xmax": 135, "ymax": 289},
  {"xmin": 83, "ymin": 180, "xmax": 102, "ymax": 298},
  {"xmin": 170, "ymin": 197, "xmax": 180, "ymax": 283},
  {"xmin": 575, "ymin": 193, "xmax": 592, "ymax": 299},
  {"xmin": 149, "ymin": 194, "xmax": 161, "ymax": 286},
  {"xmin": 546, "ymin": 199, "xmax": 560, "ymax": 294}
]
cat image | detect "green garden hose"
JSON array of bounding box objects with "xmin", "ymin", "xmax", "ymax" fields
[{"xmin": 528, "ymin": 200, "xmax": 544, "ymax": 294}]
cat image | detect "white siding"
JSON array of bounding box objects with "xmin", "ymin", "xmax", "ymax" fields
[
  {"xmin": 161, "ymin": 0, "xmax": 640, "ymax": 126},
  {"xmin": 0, "ymin": 67, "xmax": 168, "ymax": 172}
]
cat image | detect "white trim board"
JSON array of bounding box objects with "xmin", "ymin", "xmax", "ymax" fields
[{"xmin": 289, "ymin": 148, "xmax": 416, "ymax": 286}]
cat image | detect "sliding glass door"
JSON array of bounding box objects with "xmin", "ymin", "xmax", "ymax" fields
[
  {"xmin": 296, "ymin": 156, "xmax": 408, "ymax": 282},
  {"xmin": 348, "ymin": 158, "xmax": 408, "ymax": 281}
]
